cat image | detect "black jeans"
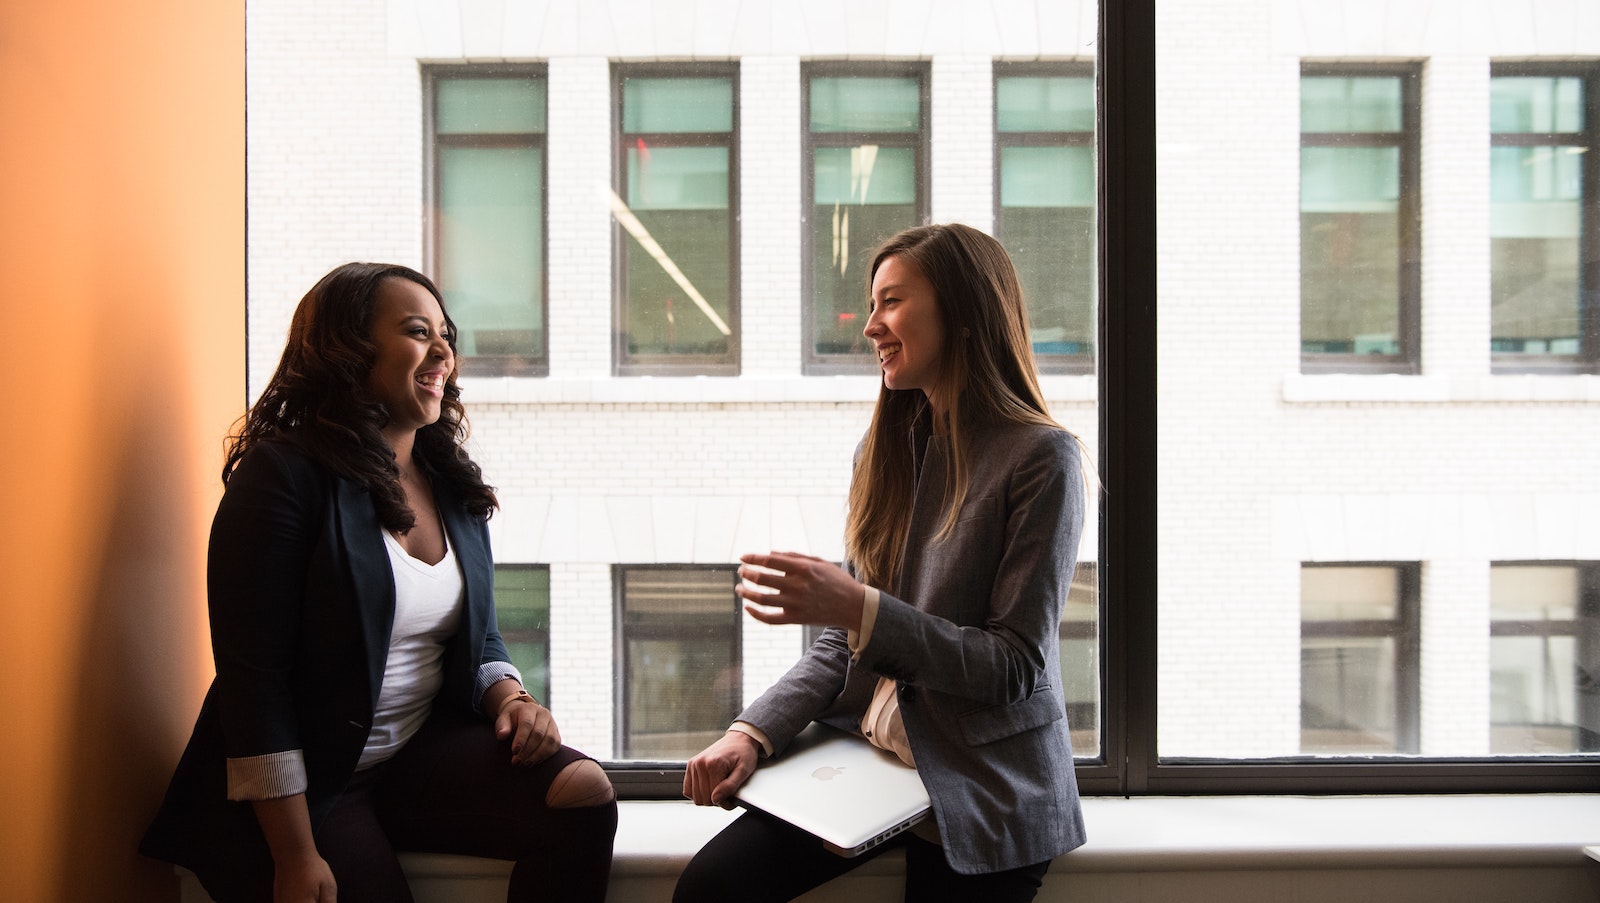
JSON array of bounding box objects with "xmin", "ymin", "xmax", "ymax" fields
[
  {"xmin": 673, "ymin": 810, "xmax": 1051, "ymax": 903},
  {"xmin": 202, "ymin": 711, "xmax": 617, "ymax": 903}
]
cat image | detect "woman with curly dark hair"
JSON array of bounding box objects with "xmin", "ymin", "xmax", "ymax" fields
[{"xmin": 141, "ymin": 263, "xmax": 616, "ymax": 902}]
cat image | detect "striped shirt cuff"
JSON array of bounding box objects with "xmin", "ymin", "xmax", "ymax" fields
[
  {"xmin": 226, "ymin": 749, "xmax": 307, "ymax": 801},
  {"xmin": 476, "ymin": 661, "xmax": 524, "ymax": 713}
]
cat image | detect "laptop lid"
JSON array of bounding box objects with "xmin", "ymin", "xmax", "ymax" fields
[{"xmin": 734, "ymin": 722, "xmax": 931, "ymax": 857}]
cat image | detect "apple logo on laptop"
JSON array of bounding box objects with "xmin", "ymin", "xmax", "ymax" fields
[{"xmin": 811, "ymin": 766, "xmax": 846, "ymax": 781}]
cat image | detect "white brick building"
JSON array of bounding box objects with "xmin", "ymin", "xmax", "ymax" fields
[{"xmin": 246, "ymin": 0, "xmax": 1599, "ymax": 762}]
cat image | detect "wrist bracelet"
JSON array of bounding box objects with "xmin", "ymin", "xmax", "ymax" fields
[{"xmin": 497, "ymin": 689, "xmax": 536, "ymax": 717}]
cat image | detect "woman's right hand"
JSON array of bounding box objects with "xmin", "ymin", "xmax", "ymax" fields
[
  {"xmin": 682, "ymin": 729, "xmax": 760, "ymax": 808},
  {"xmin": 272, "ymin": 853, "xmax": 337, "ymax": 902}
]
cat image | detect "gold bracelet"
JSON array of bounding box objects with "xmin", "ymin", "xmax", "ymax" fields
[{"xmin": 496, "ymin": 689, "xmax": 537, "ymax": 717}]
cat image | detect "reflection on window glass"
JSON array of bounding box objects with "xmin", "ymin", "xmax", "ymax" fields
[
  {"xmin": 996, "ymin": 68, "xmax": 1096, "ymax": 371},
  {"xmin": 1300, "ymin": 565, "xmax": 1419, "ymax": 755},
  {"xmin": 615, "ymin": 67, "xmax": 737, "ymax": 372},
  {"xmin": 618, "ymin": 566, "xmax": 740, "ymax": 760},
  {"xmin": 1490, "ymin": 73, "xmax": 1589, "ymax": 365},
  {"xmin": 806, "ymin": 66, "xmax": 926, "ymax": 366},
  {"xmin": 1490, "ymin": 564, "xmax": 1599, "ymax": 754},
  {"xmin": 495, "ymin": 565, "xmax": 550, "ymax": 704},
  {"xmin": 1300, "ymin": 72, "xmax": 1416, "ymax": 363},
  {"xmin": 432, "ymin": 71, "xmax": 547, "ymax": 375}
]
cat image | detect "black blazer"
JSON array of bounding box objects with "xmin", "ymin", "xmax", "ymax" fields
[{"xmin": 140, "ymin": 438, "xmax": 511, "ymax": 880}]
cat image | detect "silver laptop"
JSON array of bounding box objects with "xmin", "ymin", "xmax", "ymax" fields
[{"xmin": 734, "ymin": 722, "xmax": 931, "ymax": 857}]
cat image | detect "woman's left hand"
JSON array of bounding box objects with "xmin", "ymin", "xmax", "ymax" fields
[
  {"xmin": 495, "ymin": 697, "xmax": 562, "ymax": 766},
  {"xmin": 736, "ymin": 551, "xmax": 865, "ymax": 632}
]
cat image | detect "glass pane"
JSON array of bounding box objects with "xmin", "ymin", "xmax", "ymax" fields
[
  {"xmin": 1300, "ymin": 146, "xmax": 1401, "ymax": 355},
  {"xmin": 1301, "ymin": 76, "xmax": 1403, "ymax": 132},
  {"xmin": 1491, "ymin": 77, "xmax": 1584, "ymax": 134},
  {"xmin": 437, "ymin": 77, "xmax": 546, "ymax": 134},
  {"xmin": 810, "ymin": 76, "xmax": 920, "ymax": 132},
  {"xmin": 623, "ymin": 205, "xmax": 732, "ymax": 356},
  {"xmin": 439, "ymin": 145, "xmax": 543, "ymax": 357},
  {"xmin": 620, "ymin": 568, "xmax": 740, "ymax": 760},
  {"xmin": 810, "ymin": 146, "xmax": 917, "ymax": 356},
  {"xmin": 1301, "ymin": 566, "xmax": 1408, "ymax": 754},
  {"xmin": 998, "ymin": 145, "xmax": 1095, "ymax": 358},
  {"xmin": 1490, "ymin": 146, "xmax": 1583, "ymax": 355},
  {"xmin": 627, "ymin": 146, "xmax": 730, "ymax": 210},
  {"xmin": 494, "ymin": 566, "xmax": 550, "ymax": 703},
  {"xmin": 997, "ymin": 76, "xmax": 1094, "ymax": 132},
  {"xmin": 1060, "ymin": 563, "xmax": 1100, "ymax": 756},
  {"xmin": 623, "ymin": 77, "xmax": 733, "ymax": 133}
]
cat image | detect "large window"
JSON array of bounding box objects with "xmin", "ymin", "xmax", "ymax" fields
[
  {"xmin": 1299, "ymin": 66, "xmax": 1420, "ymax": 372},
  {"xmin": 1060, "ymin": 562, "xmax": 1100, "ymax": 757},
  {"xmin": 427, "ymin": 66, "xmax": 548, "ymax": 376},
  {"xmin": 803, "ymin": 63, "xmax": 929, "ymax": 372},
  {"xmin": 616, "ymin": 566, "xmax": 741, "ymax": 761},
  {"xmin": 1490, "ymin": 65, "xmax": 1598, "ymax": 372},
  {"xmin": 612, "ymin": 65, "xmax": 739, "ymax": 375},
  {"xmin": 494, "ymin": 565, "xmax": 551, "ymax": 704},
  {"xmin": 1490, "ymin": 563, "xmax": 1600, "ymax": 754},
  {"xmin": 1300, "ymin": 565, "xmax": 1420, "ymax": 755},
  {"xmin": 995, "ymin": 63, "xmax": 1097, "ymax": 374}
]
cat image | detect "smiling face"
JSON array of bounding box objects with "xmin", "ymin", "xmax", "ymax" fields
[
  {"xmin": 364, "ymin": 276, "xmax": 455, "ymax": 447},
  {"xmin": 865, "ymin": 254, "xmax": 947, "ymax": 410}
]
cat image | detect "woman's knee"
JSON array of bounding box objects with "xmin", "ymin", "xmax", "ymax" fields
[{"xmin": 545, "ymin": 758, "xmax": 615, "ymax": 808}]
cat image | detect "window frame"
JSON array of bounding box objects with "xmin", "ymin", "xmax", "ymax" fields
[
  {"xmin": 992, "ymin": 59, "xmax": 1097, "ymax": 376},
  {"xmin": 800, "ymin": 60, "xmax": 931, "ymax": 375},
  {"xmin": 1488, "ymin": 61, "xmax": 1600, "ymax": 375},
  {"xmin": 610, "ymin": 62, "xmax": 742, "ymax": 376},
  {"xmin": 604, "ymin": 0, "xmax": 1600, "ymax": 799},
  {"xmin": 423, "ymin": 63, "xmax": 550, "ymax": 378},
  {"xmin": 1297, "ymin": 61, "xmax": 1422, "ymax": 375}
]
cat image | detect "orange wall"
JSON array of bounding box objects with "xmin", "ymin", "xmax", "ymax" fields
[{"xmin": 0, "ymin": 2, "xmax": 243, "ymax": 901}]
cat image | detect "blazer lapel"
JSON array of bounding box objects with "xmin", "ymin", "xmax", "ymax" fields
[{"xmin": 333, "ymin": 476, "xmax": 395, "ymax": 711}]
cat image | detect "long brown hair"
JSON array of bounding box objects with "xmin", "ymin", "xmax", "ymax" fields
[
  {"xmin": 224, "ymin": 262, "xmax": 497, "ymax": 531},
  {"xmin": 845, "ymin": 224, "xmax": 1062, "ymax": 589}
]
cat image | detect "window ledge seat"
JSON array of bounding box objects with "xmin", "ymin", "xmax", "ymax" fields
[{"xmin": 178, "ymin": 794, "xmax": 1600, "ymax": 903}]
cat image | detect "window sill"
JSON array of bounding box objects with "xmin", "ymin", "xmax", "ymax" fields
[
  {"xmin": 178, "ymin": 795, "xmax": 1600, "ymax": 902},
  {"xmin": 459, "ymin": 374, "xmax": 1098, "ymax": 405},
  {"xmin": 1283, "ymin": 373, "xmax": 1600, "ymax": 404},
  {"xmin": 414, "ymin": 793, "xmax": 1600, "ymax": 875}
]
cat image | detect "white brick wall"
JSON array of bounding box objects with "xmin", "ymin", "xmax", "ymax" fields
[{"xmin": 247, "ymin": 0, "xmax": 1600, "ymax": 763}]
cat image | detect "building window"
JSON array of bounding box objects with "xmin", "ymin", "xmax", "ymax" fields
[
  {"xmin": 1060, "ymin": 561, "xmax": 1100, "ymax": 757},
  {"xmin": 995, "ymin": 63, "xmax": 1096, "ymax": 374},
  {"xmin": 494, "ymin": 565, "xmax": 550, "ymax": 704},
  {"xmin": 1300, "ymin": 564, "xmax": 1420, "ymax": 755},
  {"xmin": 426, "ymin": 67, "xmax": 548, "ymax": 376},
  {"xmin": 1491, "ymin": 563, "xmax": 1600, "ymax": 754},
  {"xmin": 616, "ymin": 566, "xmax": 741, "ymax": 760},
  {"xmin": 1490, "ymin": 65, "xmax": 1598, "ymax": 373},
  {"xmin": 1299, "ymin": 66, "xmax": 1420, "ymax": 373},
  {"xmin": 612, "ymin": 64, "xmax": 739, "ymax": 375},
  {"xmin": 803, "ymin": 62, "xmax": 929, "ymax": 373}
]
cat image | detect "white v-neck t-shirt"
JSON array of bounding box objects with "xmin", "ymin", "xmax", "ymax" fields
[{"xmin": 357, "ymin": 528, "xmax": 465, "ymax": 769}]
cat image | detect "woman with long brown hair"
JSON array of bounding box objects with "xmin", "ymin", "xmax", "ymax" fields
[{"xmin": 677, "ymin": 224, "xmax": 1088, "ymax": 902}]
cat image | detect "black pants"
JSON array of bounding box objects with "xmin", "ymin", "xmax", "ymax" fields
[
  {"xmin": 673, "ymin": 810, "xmax": 1051, "ymax": 903},
  {"xmin": 201, "ymin": 711, "xmax": 617, "ymax": 903}
]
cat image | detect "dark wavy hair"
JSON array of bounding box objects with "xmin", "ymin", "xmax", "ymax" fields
[{"xmin": 223, "ymin": 262, "xmax": 497, "ymax": 530}]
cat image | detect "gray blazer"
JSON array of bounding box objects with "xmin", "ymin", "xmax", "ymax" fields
[{"xmin": 739, "ymin": 414, "xmax": 1087, "ymax": 874}]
